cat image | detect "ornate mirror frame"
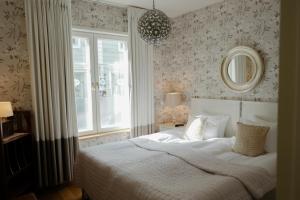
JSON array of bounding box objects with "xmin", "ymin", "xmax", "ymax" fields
[{"xmin": 221, "ymin": 46, "xmax": 264, "ymax": 93}]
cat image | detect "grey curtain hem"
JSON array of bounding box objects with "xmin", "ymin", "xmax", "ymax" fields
[{"xmin": 35, "ymin": 137, "xmax": 78, "ymax": 188}]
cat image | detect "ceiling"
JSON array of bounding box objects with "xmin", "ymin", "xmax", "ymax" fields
[{"xmin": 97, "ymin": 0, "xmax": 224, "ymax": 18}]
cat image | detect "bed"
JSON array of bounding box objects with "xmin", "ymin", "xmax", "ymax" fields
[{"xmin": 75, "ymin": 98, "xmax": 277, "ymax": 200}]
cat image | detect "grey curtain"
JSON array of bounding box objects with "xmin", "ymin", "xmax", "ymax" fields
[{"xmin": 24, "ymin": 0, "xmax": 78, "ymax": 187}]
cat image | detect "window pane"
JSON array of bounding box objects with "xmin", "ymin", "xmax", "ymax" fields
[
  {"xmin": 97, "ymin": 38, "xmax": 129, "ymax": 129},
  {"xmin": 72, "ymin": 36, "xmax": 94, "ymax": 133}
]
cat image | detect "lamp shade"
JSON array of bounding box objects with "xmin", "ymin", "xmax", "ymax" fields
[
  {"xmin": 0, "ymin": 102, "xmax": 13, "ymax": 117},
  {"xmin": 165, "ymin": 93, "xmax": 182, "ymax": 107}
]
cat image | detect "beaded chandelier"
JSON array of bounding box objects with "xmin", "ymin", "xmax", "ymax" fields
[{"xmin": 137, "ymin": 0, "xmax": 171, "ymax": 45}]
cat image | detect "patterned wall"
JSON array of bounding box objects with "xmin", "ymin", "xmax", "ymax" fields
[
  {"xmin": 0, "ymin": 0, "xmax": 280, "ymax": 128},
  {"xmin": 0, "ymin": 0, "xmax": 31, "ymax": 110},
  {"xmin": 154, "ymin": 0, "xmax": 280, "ymax": 124},
  {"xmin": 71, "ymin": 0, "xmax": 128, "ymax": 33}
]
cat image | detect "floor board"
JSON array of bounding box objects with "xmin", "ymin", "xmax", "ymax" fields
[
  {"xmin": 15, "ymin": 193, "xmax": 37, "ymax": 200},
  {"xmin": 37, "ymin": 185, "xmax": 82, "ymax": 200}
]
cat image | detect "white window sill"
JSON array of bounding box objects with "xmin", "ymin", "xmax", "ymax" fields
[{"xmin": 79, "ymin": 128, "xmax": 130, "ymax": 141}]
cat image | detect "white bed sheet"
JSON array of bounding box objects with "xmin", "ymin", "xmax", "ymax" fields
[{"xmin": 141, "ymin": 128, "xmax": 277, "ymax": 178}]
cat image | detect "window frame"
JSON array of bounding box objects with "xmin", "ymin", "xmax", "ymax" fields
[{"xmin": 72, "ymin": 29, "xmax": 130, "ymax": 136}]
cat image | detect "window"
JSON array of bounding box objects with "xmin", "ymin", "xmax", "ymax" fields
[{"xmin": 72, "ymin": 31, "xmax": 129, "ymax": 135}]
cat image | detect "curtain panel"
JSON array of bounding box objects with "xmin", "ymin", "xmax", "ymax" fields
[
  {"xmin": 24, "ymin": 0, "xmax": 78, "ymax": 187},
  {"xmin": 128, "ymin": 7, "xmax": 155, "ymax": 138}
]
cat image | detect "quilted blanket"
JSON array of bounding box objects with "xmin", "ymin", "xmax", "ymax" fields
[{"xmin": 75, "ymin": 138, "xmax": 275, "ymax": 200}]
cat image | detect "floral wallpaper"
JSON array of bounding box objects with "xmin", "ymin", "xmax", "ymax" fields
[
  {"xmin": 154, "ymin": 0, "xmax": 280, "ymax": 124},
  {"xmin": 0, "ymin": 0, "xmax": 280, "ymax": 136},
  {"xmin": 0, "ymin": 0, "xmax": 31, "ymax": 110},
  {"xmin": 71, "ymin": 0, "xmax": 128, "ymax": 33}
]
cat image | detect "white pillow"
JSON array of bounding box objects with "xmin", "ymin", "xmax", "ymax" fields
[
  {"xmin": 253, "ymin": 116, "xmax": 277, "ymax": 153},
  {"xmin": 197, "ymin": 114, "xmax": 230, "ymax": 140},
  {"xmin": 240, "ymin": 116, "xmax": 277, "ymax": 152},
  {"xmin": 184, "ymin": 115, "xmax": 207, "ymax": 141}
]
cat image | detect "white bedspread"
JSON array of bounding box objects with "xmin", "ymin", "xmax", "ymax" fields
[
  {"xmin": 75, "ymin": 130, "xmax": 276, "ymax": 200},
  {"xmin": 143, "ymin": 129, "xmax": 277, "ymax": 177}
]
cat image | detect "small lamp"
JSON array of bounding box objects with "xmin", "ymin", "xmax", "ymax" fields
[
  {"xmin": 0, "ymin": 102, "xmax": 13, "ymax": 137},
  {"xmin": 165, "ymin": 92, "xmax": 182, "ymax": 108},
  {"xmin": 165, "ymin": 93, "xmax": 182, "ymax": 124}
]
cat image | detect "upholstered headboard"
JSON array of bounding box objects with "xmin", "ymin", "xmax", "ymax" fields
[
  {"xmin": 191, "ymin": 98, "xmax": 278, "ymax": 137},
  {"xmin": 241, "ymin": 101, "xmax": 278, "ymax": 122}
]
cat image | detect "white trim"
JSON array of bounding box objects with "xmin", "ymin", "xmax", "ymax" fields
[
  {"xmin": 93, "ymin": 32, "xmax": 100, "ymax": 134},
  {"xmin": 93, "ymin": 32, "xmax": 129, "ymax": 134},
  {"xmin": 72, "ymin": 31, "xmax": 98, "ymax": 135},
  {"xmin": 72, "ymin": 29, "xmax": 130, "ymax": 136},
  {"xmin": 87, "ymin": 0, "xmax": 128, "ymax": 8},
  {"xmin": 94, "ymin": 32, "xmax": 128, "ymax": 41},
  {"xmin": 72, "ymin": 26, "xmax": 128, "ymax": 37},
  {"xmin": 78, "ymin": 128, "xmax": 130, "ymax": 141}
]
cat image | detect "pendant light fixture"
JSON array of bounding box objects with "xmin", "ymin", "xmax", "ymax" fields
[{"xmin": 137, "ymin": 0, "xmax": 171, "ymax": 45}]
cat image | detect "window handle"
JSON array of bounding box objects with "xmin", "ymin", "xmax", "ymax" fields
[
  {"xmin": 95, "ymin": 81, "xmax": 100, "ymax": 89},
  {"xmin": 91, "ymin": 82, "xmax": 97, "ymax": 91},
  {"xmin": 92, "ymin": 82, "xmax": 100, "ymax": 92}
]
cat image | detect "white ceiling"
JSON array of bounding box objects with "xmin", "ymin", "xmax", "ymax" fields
[{"xmin": 97, "ymin": 0, "xmax": 224, "ymax": 18}]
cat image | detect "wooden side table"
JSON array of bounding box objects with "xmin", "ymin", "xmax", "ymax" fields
[
  {"xmin": 0, "ymin": 132, "xmax": 34, "ymax": 199},
  {"xmin": 0, "ymin": 111, "xmax": 34, "ymax": 199}
]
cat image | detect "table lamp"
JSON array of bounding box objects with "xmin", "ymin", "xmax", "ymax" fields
[
  {"xmin": 0, "ymin": 102, "xmax": 13, "ymax": 137},
  {"xmin": 165, "ymin": 92, "xmax": 182, "ymax": 107},
  {"xmin": 165, "ymin": 92, "xmax": 182, "ymax": 123}
]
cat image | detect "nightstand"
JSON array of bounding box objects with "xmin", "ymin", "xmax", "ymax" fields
[
  {"xmin": 159, "ymin": 123, "xmax": 185, "ymax": 132},
  {"xmin": 0, "ymin": 111, "xmax": 34, "ymax": 199}
]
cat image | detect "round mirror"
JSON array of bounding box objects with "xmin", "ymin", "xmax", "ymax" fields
[
  {"xmin": 227, "ymin": 55, "xmax": 255, "ymax": 84},
  {"xmin": 221, "ymin": 46, "xmax": 264, "ymax": 93}
]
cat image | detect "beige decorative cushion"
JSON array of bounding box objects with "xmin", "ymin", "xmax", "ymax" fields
[{"xmin": 233, "ymin": 122, "xmax": 270, "ymax": 157}]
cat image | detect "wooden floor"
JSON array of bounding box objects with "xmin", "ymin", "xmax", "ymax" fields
[
  {"xmin": 36, "ymin": 185, "xmax": 82, "ymax": 200},
  {"xmin": 15, "ymin": 193, "xmax": 38, "ymax": 200}
]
